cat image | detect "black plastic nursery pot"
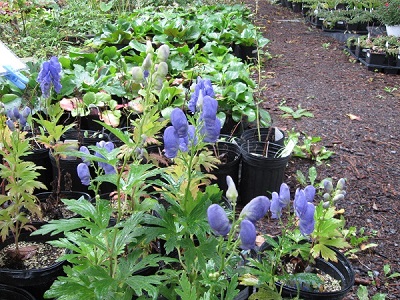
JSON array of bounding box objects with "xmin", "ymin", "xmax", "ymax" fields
[
  {"xmin": 209, "ymin": 141, "xmax": 241, "ymax": 195},
  {"xmin": 239, "ymin": 127, "xmax": 285, "ymax": 146},
  {"xmin": 0, "ymin": 231, "xmax": 68, "ymax": 299},
  {"xmin": 62, "ymin": 129, "xmax": 109, "ymax": 146},
  {"xmin": 22, "ymin": 148, "xmax": 53, "ymax": 193},
  {"xmin": 277, "ymin": 248, "xmax": 355, "ymax": 300},
  {"xmin": 239, "ymin": 141, "xmax": 290, "ymax": 205},
  {"xmin": 0, "ymin": 284, "xmax": 36, "ymax": 300}
]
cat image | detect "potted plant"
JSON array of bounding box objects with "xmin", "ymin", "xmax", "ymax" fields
[
  {"xmin": 375, "ymin": 0, "xmax": 400, "ymax": 36},
  {"xmin": 0, "ymin": 118, "xmax": 67, "ymax": 299},
  {"xmin": 245, "ymin": 179, "xmax": 354, "ymax": 299}
]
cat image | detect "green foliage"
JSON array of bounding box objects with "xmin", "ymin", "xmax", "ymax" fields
[
  {"xmin": 33, "ymin": 198, "xmax": 168, "ymax": 299},
  {"xmin": 295, "ymin": 166, "xmax": 317, "ymax": 186},
  {"xmin": 288, "ymin": 131, "xmax": 335, "ymax": 164},
  {"xmin": 278, "ymin": 104, "xmax": 314, "ymax": 119},
  {"xmin": 357, "ymin": 285, "xmax": 387, "ymax": 300},
  {"xmin": 0, "ymin": 128, "xmax": 46, "ymax": 255}
]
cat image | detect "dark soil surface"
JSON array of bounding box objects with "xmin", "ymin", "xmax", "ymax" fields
[{"xmin": 244, "ymin": 0, "xmax": 400, "ymax": 298}]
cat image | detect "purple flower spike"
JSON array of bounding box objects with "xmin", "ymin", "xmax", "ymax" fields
[
  {"xmin": 37, "ymin": 56, "xmax": 62, "ymax": 98},
  {"xmin": 77, "ymin": 163, "xmax": 90, "ymax": 186},
  {"xmin": 163, "ymin": 126, "xmax": 180, "ymax": 158},
  {"xmin": 240, "ymin": 219, "xmax": 256, "ymax": 250},
  {"xmin": 170, "ymin": 108, "xmax": 188, "ymax": 138},
  {"xmin": 13, "ymin": 107, "xmax": 20, "ymax": 120},
  {"xmin": 304, "ymin": 185, "xmax": 316, "ymax": 203},
  {"xmin": 207, "ymin": 204, "xmax": 231, "ymax": 236},
  {"xmin": 240, "ymin": 196, "xmax": 271, "ymax": 224}
]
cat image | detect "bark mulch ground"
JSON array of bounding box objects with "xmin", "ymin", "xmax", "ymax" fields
[{"xmin": 244, "ymin": 0, "xmax": 400, "ymax": 298}]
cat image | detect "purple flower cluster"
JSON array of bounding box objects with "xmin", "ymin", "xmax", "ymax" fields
[
  {"xmin": 207, "ymin": 196, "xmax": 270, "ymax": 250},
  {"xmin": 270, "ymin": 183, "xmax": 290, "ymax": 219},
  {"xmin": 294, "ymin": 186, "xmax": 316, "ymax": 235},
  {"xmin": 163, "ymin": 108, "xmax": 196, "ymax": 158},
  {"xmin": 77, "ymin": 141, "xmax": 116, "ymax": 186},
  {"xmin": 188, "ymin": 77, "xmax": 215, "ymax": 114},
  {"xmin": 6, "ymin": 106, "xmax": 31, "ymax": 131},
  {"xmin": 37, "ymin": 56, "xmax": 62, "ymax": 98}
]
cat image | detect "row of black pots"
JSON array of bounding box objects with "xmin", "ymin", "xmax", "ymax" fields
[{"xmin": 210, "ymin": 127, "xmax": 290, "ymax": 205}]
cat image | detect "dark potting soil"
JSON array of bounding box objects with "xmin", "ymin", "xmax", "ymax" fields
[{"xmin": 242, "ymin": 1, "xmax": 400, "ymax": 299}]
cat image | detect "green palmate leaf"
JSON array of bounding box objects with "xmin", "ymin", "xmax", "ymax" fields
[
  {"xmin": 310, "ymin": 244, "xmax": 338, "ymax": 262},
  {"xmin": 176, "ymin": 273, "xmax": 198, "ymax": 300}
]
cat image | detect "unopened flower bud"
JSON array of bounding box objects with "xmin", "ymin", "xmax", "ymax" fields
[
  {"xmin": 156, "ymin": 61, "xmax": 168, "ymax": 78},
  {"xmin": 21, "ymin": 107, "xmax": 31, "ymax": 118},
  {"xmin": 226, "ymin": 176, "xmax": 238, "ymax": 203},
  {"xmin": 323, "ymin": 193, "xmax": 331, "ymax": 201},
  {"xmin": 157, "ymin": 44, "xmax": 170, "ymax": 62},
  {"xmin": 332, "ymin": 194, "xmax": 344, "ymax": 203},
  {"xmin": 323, "ymin": 201, "xmax": 330, "ymax": 209},
  {"xmin": 6, "ymin": 119, "xmax": 15, "ymax": 131},
  {"xmin": 131, "ymin": 66, "xmax": 144, "ymax": 82},
  {"xmin": 323, "ymin": 179, "xmax": 333, "ymax": 194},
  {"xmin": 142, "ymin": 53, "xmax": 152, "ymax": 71},
  {"xmin": 336, "ymin": 178, "xmax": 346, "ymax": 191},
  {"xmin": 146, "ymin": 40, "xmax": 154, "ymax": 55}
]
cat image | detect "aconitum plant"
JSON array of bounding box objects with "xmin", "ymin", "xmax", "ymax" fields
[{"xmin": 37, "ymin": 56, "xmax": 62, "ymax": 98}]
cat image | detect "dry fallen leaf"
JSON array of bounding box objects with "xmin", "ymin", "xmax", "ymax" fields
[
  {"xmin": 347, "ymin": 114, "xmax": 361, "ymax": 121},
  {"xmin": 256, "ymin": 235, "xmax": 265, "ymax": 247},
  {"xmin": 372, "ymin": 202, "xmax": 378, "ymax": 210}
]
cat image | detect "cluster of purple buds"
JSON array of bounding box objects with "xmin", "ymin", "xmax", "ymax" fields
[
  {"xmin": 321, "ymin": 178, "xmax": 346, "ymax": 208},
  {"xmin": 293, "ymin": 186, "xmax": 316, "ymax": 235},
  {"xmin": 207, "ymin": 195, "xmax": 270, "ymax": 250},
  {"xmin": 77, "ymin": 141, "xmax": 116, "ymax": 186},
  {"xmin": 163, "ymin": 108, "xmax": 197, "ymax": 158},
  {"xmin": 6, "ymin": 106, "xmax": 31, "ymax": 131},
  {"xmin": 37, "ymin": 56, "xmax": 62, "ymax": 98}
]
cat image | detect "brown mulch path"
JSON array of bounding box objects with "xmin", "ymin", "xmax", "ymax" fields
[{"xmin": 244, "ymin": 0, "xmax": 400, "ymax": 298}]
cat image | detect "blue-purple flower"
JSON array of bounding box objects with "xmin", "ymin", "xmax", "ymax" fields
[
  {"xmin": 239, "ymin": 196, "xmax": 271, "ymax": 224},
  {"xmin": 294, "ymin": 188, "xmax": 316, "ymax": 235},
  {"xmin": 95, "ymin": 141, "xmax": 116, "ymax": 174},
  {"xmin": 79, "ymin": 146, "xmax": 90, "ymax": 166},
  {"xmin": 37, "ymin": 56, "xmax": 62, "ymax": 98},
  {"xmin": 171, "ymin": 108, "xmax": 188, "ymax": 138},
  {"xmin": 207, "ymin": 204, "xmax": 231, "ymax": 236},
  {"xmin": 188, "ymin": 77, "xmax": 215, "ymax": 113},
  {"xmin": 240, "ymin": 219, "xmax": 256, "ymax": 250},
  {"xmin": 77, "ymin": 163, "xmax": 90, "ymax": 186},
  {"xmin": 270, "ymin": 183, "xmax": 291, "ymax": 219},
  {"xmin": 163, "ymin": 126, "xmax": 180, "ymax": 158}
]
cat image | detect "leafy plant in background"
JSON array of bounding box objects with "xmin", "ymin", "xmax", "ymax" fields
[
  {"xmin": 278, "ymin": 103, "xmax": 314, "ymax": 119},
  {"xmin": 287, "ymin": 131, "xmax": 334, "ymax": 164},
  {"xmin": 0, "ymin": 114, "xmax": 45, "ymax": 261}
]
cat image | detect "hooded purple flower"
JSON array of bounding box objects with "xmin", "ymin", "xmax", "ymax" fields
[
  {"xmin": 304, "ymin": 185, "xmax": 316, "ymax": 203},
  {"xmin": 240, "ymin": 219, "xmax": 256, "ymax": 250},
  {"xmin": 294, "ymin": 188, "xmax": 316, "ymax": 235},
  {"xmin": 95, "ymin": 141, "xmax": 116, "ymax": 174},
  {"xmin": 6, "ymin": 119, "xmax": 15, "ymax": 131},
  {"xmin": 37, "ymin": 56, "xmax": 62, "ymax": 98},
  {"xmin": 170, "ymin": 108, "xmax": 188, "ymax": 138},
  {"xmin": 270, "ymin": 183, "xmax": 291, "ymax": 219},
  {"xmin": 200, "ymin": 117, "xmax": 221, "ymax": 143},
  {"xmin": 239, "ymin": 196, "xmax": 271, "ymax": 224},
  {"xmin": 77, "ymin": 163, "xmax": 90, "ymax": 186},
  {"xmin": 163, "ymin": 126, "xmax": 180, "ymax": 158},
  {"xmin": 207, "ymin": 204, "xmax": 231, "ymax": 236}
]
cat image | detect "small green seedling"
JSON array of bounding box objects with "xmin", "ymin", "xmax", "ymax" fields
[{"xmin": 278, "ymin": 104, "xmax": 314, "ymax": 119}]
